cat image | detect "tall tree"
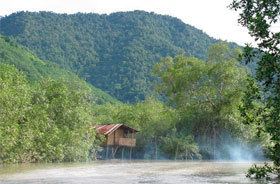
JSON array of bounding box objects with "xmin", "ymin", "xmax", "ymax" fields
[
  {"xmin": 154, "ymin": 43, "xmax": 250, "ymax": 159},
  {"xmin": 230, "ymin": 0, "xmax": 280, "ymax": 174}
]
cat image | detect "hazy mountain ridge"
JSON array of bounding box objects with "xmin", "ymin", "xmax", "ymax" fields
[{"xmin": 0, "ymin": 10, "xmax": 219, "ymax": 102}]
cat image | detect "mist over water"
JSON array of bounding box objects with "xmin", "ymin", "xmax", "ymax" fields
[
  {"xmin": 215, "ymin": 143, "xmax": 265, "ymax": 161},
  {"xmin": 228, "ymin": 145, "xmax": 254, "ymax": 161},
  {"xmin": 195, "ymin": 132, "xmax": 265, "ymax": 162},
  {"xmin": 126, "ymin": 139, "xmax": 265, "ymax": 161},
  {"xmin": 227, "ymin": 145, "xmax": 259, "ymax": 161}
]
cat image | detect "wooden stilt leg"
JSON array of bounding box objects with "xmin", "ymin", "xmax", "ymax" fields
[
  {"xmin": 129, "ymin": 147, "xmax": 132, "ymax": 160},
  {"xmin": 122, "ymin": 147, "xmax": 124, "ymax": 160},
  {"xmin": 111, "ymin": 146, "xmax": 114, "ymax": 159},
  {"xmin": 106, "ymin": 146, "xmax": 109, "ymax": 159}
]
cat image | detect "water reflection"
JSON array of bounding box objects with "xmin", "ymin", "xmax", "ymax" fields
[{"xmin": 0, "ymin": 161, "xmax": 275, "ymax": 184}]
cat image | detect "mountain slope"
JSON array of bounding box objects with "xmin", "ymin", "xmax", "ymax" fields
[
  {"xmin": 0, "ymin": 11, "xmax": 218, "ymax": 102},
  {"xmin": 0, "ymin": 36, "xmax": 118, "ymax": 104}
]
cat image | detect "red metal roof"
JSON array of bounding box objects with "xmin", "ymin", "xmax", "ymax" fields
[{"xmin": 95, "ymin": 124, "xmax": 138, "ymax": 135}]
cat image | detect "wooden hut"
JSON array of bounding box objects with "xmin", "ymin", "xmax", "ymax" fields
[{"xmin": 95, "ymin": 124, "xmax": 138, "ymax": 159}]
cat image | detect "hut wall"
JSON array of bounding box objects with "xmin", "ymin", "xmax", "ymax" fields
[
  {"xmin": 115, "ymin": 128, "xmax": 124, "ymax": 141},
  {"xmin": 106, "ymin": 128, "xmax": 124, "ymax": 145}
]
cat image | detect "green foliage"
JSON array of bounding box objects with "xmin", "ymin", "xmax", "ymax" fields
[
  {"xmin": 238, "ymin": 77, "xmax": 269, "ymax": 139},
  {"xmin": 0, "ymin": 10, "xmax": 267, "ymax": 163},
  {"xmin": 0, "ymin": 11, "xmax": 218, "ymax": 102},
  {"xmin": 246, "ymin": 163, "xmax": 278, "ymax": 179},
  {"xmin": 29, "ymin": 79, "xmax": 96, "ymax": 162},
  {"xmin": 0, "ymin": 64, "xmax": 99, "ymax": 163},
  {"xmin": 230, "ymin": 0, "xmax": 280, "ymax": 53},
  {"xmin": 91, "ymin": 43, "xmax": 260, "ymax": 160},
  {"xmin": 0, "ymin": 64, "xmax": 31, "ymax": 163},
  {"xmin": 0, "ymin": 35, "xmax": 118, "ymax": 104},
  {"xmin": 230, "ymin": 0, "xmax": 280, "ymax": 177},
  {"xmin": 93, "ymin": 98, "xmax": 184, "ymax": 159},
  {"xmin": 0, "ymin": 36, "xmax": 263, "ymax": 162},
  {"xmin": 154, "ymin": 43, "xmax": 252, "ymax": 158},
  {"xmin": 160, "ymin": 128, "xmax": 201, "ymax": 160}
]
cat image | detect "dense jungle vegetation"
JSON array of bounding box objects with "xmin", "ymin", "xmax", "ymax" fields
[
  {"xmin": 0, "ymin": 36, "xmax": 118, "ymax": 104},
  {"xmin": 0, "ymin": 34, "xmax": 266, "ymax": 163},
  {"xmin": 0, "ymin": 11, "xmax": 218, "ymax": 102},
  {"xmin": 0, "ymin": 10, "xmax": 277, "ymax": 177}
]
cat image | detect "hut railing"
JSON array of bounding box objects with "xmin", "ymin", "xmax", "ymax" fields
[{"xmin": 117, "ymin": 138, "xmax": 136, "ymax": 147}]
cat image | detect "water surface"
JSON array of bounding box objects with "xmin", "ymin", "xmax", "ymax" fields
[{"xmin": 0, "ymin": 161, "xmax": 273, "ymax": 183}]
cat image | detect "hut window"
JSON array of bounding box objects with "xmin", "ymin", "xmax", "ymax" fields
[{"xmin": 124, "ymin": 129, "xmax": 132, "ymax": 138}]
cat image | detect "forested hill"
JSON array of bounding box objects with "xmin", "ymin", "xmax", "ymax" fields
[
  {"xmin": 0, "ymin": 11, "xmax": 218, "ymax": 102},
  {"xmin": 0, "ymin": 36, "xmax": 118, "ymax": 104}
]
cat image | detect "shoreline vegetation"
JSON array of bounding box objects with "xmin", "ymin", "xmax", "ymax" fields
[{"xmin": 0, "ymin": 39, "xmax": 267, "ymax": 164}]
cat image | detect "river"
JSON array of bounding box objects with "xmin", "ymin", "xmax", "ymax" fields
[{"xmin": 0, "ymin": 161, "xmax": 275, "ymax": 183}]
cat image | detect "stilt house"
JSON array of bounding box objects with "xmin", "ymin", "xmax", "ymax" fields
[{"xmin": 95, "ymin": 124, "xmax": 138, "ymax": 159}]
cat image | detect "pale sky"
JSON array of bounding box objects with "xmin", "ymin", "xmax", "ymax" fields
[{"xmin": 0, "ymin": 0, "xmax": 255, "ymax": 45}]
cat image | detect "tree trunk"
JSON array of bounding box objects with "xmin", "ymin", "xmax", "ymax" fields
[
  {"xmin": 175, "ymin": 144, "xmax": 178, "ymax": 160},
  {"xmin": 213, "ymin": 125, "xmax": 217, "ymax": 160},
  {"xmin": 153, "ymin": 138, "xmax": 158, "ymax": 160}
]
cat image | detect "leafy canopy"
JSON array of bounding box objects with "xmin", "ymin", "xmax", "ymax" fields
[
  {"xmin": 230, "ymin": 0, "xmax": 280, "ymax": 177},
  {"xmin": 154, "ymin": 43, "xmax": 251, "ymax": 159},
  {"xmin": 0, "ymin": 64, "xmax": 99, "ymax": 163}
]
